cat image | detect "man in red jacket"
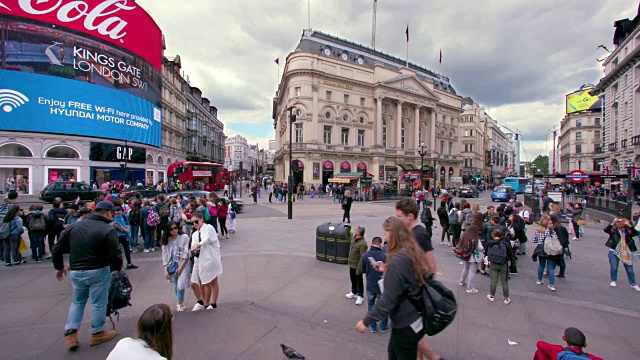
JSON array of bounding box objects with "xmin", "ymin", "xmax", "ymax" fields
[{"xmin": 533, "ymin": 327, "xmax": 603, "ymax": 360}]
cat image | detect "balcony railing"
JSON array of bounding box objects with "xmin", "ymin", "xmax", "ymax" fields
[
  {"xmin": 621, "ymin": 139, "xmax": 628, "ymax": 148},
  {"xmin": 633, "ymin": 135, "xmax": 640, "ymax": 146},
  {"xmin": 608, "ymin": 142, "xmax": 618, "ymax": 151}
]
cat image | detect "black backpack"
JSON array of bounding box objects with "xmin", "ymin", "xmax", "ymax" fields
[
  {"xmin": 106, "ymin": 272, "xmax": 133, "ymax": 328},
  {"xmin": 409, "ymin": 273, "xmax": 457, "ymax": 336},
  {"xmin": 487, "ymin": 241, "xmax": 508, "ymax": 265}
]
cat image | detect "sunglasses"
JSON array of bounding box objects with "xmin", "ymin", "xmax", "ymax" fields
[
  {"xmin": 193, "ymin": 220, "xmax": 200, "ymax": 225},
  {"xmin": 169, "ymin": 227, "xmax": 178, "ymax": 231}
]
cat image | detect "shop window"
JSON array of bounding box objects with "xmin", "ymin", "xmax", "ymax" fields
[
  {"xmin": 45, "ymin": 146, "xmax": 80, "ymax": 159},
  {"xmin": 48, "ymin": 168, "xmax": 78, "ymax": 183},
  {"xmin": 1, "ymin": 168, "xmax": 29, "ymax": 194},
  {"xmin": 382, "ymin": 120, "xmax": 388, "ymax": 148},
  {"xmin": 0, "ymin": 143, "xmax": 33, "ymax": 157}
]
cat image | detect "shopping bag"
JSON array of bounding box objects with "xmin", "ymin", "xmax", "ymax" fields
[{"xmin": 18, "ymin": 237, "xmax": 28, "ymax": 253}]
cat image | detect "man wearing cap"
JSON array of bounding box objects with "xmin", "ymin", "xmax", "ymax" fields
[
  {"xmin": 63, "ymin": 204, "xmax": 81, "ymax": 229},
  {"xmin": 52, "ymin": 201, "xmax": 123, "ymax": 351}
]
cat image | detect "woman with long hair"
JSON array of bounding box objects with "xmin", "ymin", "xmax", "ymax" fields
[
  {"xmin": 128, "ymin": 201, "xmax": 142, "ymax": 252},
  {"xmin": 356, "ymin": 217, "xmax": 434, "ymax": 360},
  {"xmin": 2, "ymin": 205, "xmax": 24, "ymax": 266},
  {"xmin": 458, "ymin": 225, "xmax": 484, "ymax": 294},
  {"xmin": 189, "ymin": 212, "xmax": 223, "ymax": 311},
  {"xmin": 217, "ymin": 198, "xmax": 229, "ymax": 239},
  {"xmin": 161, "ymin": 221, "xmax": 191, "ymax": 312},
  {"xmin": 107, "ymin": 304, "xmax": 173, "ymax": 360}
]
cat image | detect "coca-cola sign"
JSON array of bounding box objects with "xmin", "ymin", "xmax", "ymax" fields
[{"xmin": 0, "ymin": 0, "xmax": 162, "ymax": 71}]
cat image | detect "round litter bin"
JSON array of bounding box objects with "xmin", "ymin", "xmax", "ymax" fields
[{"xmin": 316, "ymin": 222, "xmax": 351, "ymax": 264}]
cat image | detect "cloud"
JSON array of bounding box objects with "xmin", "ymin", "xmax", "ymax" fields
[{"xmin": 137, "ymin": 0, "xmax": 634, "ymax": 159}]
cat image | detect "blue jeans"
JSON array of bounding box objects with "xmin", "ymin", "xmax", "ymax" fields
[
  {"xmin": 367, "ymin": 290, "xmax": 388, "ymax": 330},
  {"xmin": 130, "ymin": 225, "xmax": 140, "ymax": 249},
  {"xmin": 608, "ymin": 250, "xmax": 636, "ymax": 285},
  {"xmin": 171, "ymin": 274, "xmax": 185, "ymax": 303},
  {"xmin": 537, "ymin": 257, "xmax": 557, "ymax": 286},
  {"xmin": 65, "ymin": 267, "xmax": 110, "ymax": 334},
  {"xmin": 30, "ymin": 234, "xmax": 45, "ymax": 261},
  {"xmin": 143, "ymin": 225, "xmax": 155, "ymax": 249}
]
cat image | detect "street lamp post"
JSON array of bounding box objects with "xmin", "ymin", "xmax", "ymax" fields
[
  {"xmin": 418, "ymin": 142, "xmax": 427, "ymax": 189},
  {"xmin": 577, "ymin": 155, "xmax": 582, "ymax": 171},
  {"xmin": 625, "ymin": 159, "xmax": 634, "ymax": 204},
  {"xmin": 287, "ymin": 106, "xmax": 297, "ymax": 220}
]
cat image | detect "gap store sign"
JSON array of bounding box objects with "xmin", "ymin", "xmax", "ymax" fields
[{"xmin": 0, "ymin": 70, "xmax": 162, "ymax": 147}]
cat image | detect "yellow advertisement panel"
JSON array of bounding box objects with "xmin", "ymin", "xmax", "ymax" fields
[{"xmin": 566, "ymin": 90, "xmax": 599, "ymax": 114}]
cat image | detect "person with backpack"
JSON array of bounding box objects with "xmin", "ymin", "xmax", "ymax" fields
[
  {"xmin": 1, "ymin": 205, "xmax": 25, "ymax": 266},
  {"xmin": 228, "ymin": 197, "xmax": 238, "ymax": 234},
  {"xmin": 355, "ymin": 217, "xmax": 441, "ymax": 360},
  {"xmin": 47, "ymin": 200, "xmax": 68, "ymax": 256},
  {"xmin": 436, "ymin": 201, "xmax": 451, "ymax": 246},
  {"xmin": 141, "ymin": 200, "xmax": 158, "ymax": 253},
  {"xmin": 128, "ymin": 201, "xmax": 142, "ymax": 253},
  {"xmin": 112, "ymin": 206, "xmax": 138, "ymax": 270},
  {"xmin": 486, "ymin": 229, "xmax": 514, "ymax": 304},
  {"xmin": 27, "ymin": 204, "xmax": 47, "ymax": 263},
  {"xmin": 106, "ymin": 303, "xmax": 174, "ymax": 360},
  {"xmin": 420, "ymin": 200, "xmax": 434, "ymax": 242},
  {"xmin": 532, "ymin": 217, "xmax": 567, "ymax": 292},
  {"xmin": 154, "ymin": 195, "xmax": 170, "ymax": 244},
  {"xmin": 457, "ymin": 225, "xmax": 484, "ymax": 294},
  {"xmin": 205, "ymin": 197, "xmax": 219, "ymax": 233},
  {"xmin": 52, "ymin": 201, "xmax": 123, "ymax": 351},
  {"xmin": 551, "ymin": 215, "xmax": 570, "ymax": 279},
  {"xmin": 534, "ymin": 327, "xmax": 604, "ymax": 360},
  {"xmin": 603, "ymin": 217, "xmax": 640, "ymax": 291},
  {"xmin": 169, "ymin": 198, "xmax": 183, "ymax": 227},
  {"xmin": 448, "ymin": 202, "xmax": 462, "ymax": 247},
  {"xmin": 0, "ymin": 191, "xmax": 19, "ymax": 262}
]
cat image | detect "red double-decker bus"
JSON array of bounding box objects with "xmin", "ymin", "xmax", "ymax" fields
[{"xmin": 167, "ymin": 162, "xmax": 229, "ymax": 191}]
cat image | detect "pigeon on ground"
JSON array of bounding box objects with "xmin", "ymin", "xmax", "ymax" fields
[{"xmin": 281, "ymin": 343, "xmax": 305, "ymax": 359}]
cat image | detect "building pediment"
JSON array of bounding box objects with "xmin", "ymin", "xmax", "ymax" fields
[{"xmin": 377, "ymin": 75, "xmax": 441, "ymax": 102}]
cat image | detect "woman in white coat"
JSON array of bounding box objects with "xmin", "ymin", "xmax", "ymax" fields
[{"xmin": 189, "ymin": 212, "xmax": 223, "ymax": 311}]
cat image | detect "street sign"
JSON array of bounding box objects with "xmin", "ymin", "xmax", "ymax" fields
[
  {"xmin": 634, "ymin": 168, "xmax": 640, "ymax": 179},
  {"xmin": 566, "ymin": 170, "xmax": 588, "ymax": 183}
]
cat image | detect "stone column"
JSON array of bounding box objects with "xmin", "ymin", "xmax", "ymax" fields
[
  {"xmin": 414, "ymin": 106, "xmax": 421, "ymax": 149},
  {"xmin": 312, "ymin": 84, "xmax": 319, "ymax": 142},
  {"xmin": 376, "ymin": 97, "xmax": 383, "ymax": 146},
  {"xmin": 430, "ymin": 110, "xmax": 437, "ymax": 152},
  {"xmin": 396, "ymin": 101, "xmax": 403, "ymax": 148}
]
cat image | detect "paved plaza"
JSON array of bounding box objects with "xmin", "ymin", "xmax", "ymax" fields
[{"xmin": 0, "ymin": 193, "xmax": 638, "ymax": 359}]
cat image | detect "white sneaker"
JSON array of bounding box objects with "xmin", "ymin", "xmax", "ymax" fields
[
  {"xmin": 536, "ymin": 280, "xmax": 543, "ymax": 285},
  {"xmin": 143, "ymin": 249, "xmax": 150, "ymax": 253},
  {"xmin": 504, "ymin": 298, "xmax": 511, "ymax": 305},
  {"xmin": 345, "ymin": 292, "xmax": 357, "ymax": 299},
  {"xmin": 192, "ymin": 303, "xmax": 205, "ymax": 311},
  {"xmin": 355, "ymin": 296, "xmax": 364, "ymax": 305},
  {"xmin": 466, "ymin": 288, "xmax": 478, "ymax": 294},
  {"xmin": 610, "ymin": 281, "xmax": 617, "ymax": 288},
  {"xmin": 151, "ymin": 248, "xmax": 156, "ymax": 252},
  {"xmin": 486, "ymin": 295, "xmax": 495, "ymax": 302},
  {"xmin": 458, "ymin": 282, "xmax": 465, "ymax": 286},
  {"xmin": 548, "ymin": 285, "xmax": 556, "ymax": 292},
  {"xmin": 459, "ymin": 261, "xmax": 464, "ymax": 265},
  {"xmin": 631, "ymin": 285, "xmax": 640, "ymax": 291}
]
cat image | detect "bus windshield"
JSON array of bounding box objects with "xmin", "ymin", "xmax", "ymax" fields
[{"xmin": 503, "ymin": 177, "xmax": 528, "ymax": 194}]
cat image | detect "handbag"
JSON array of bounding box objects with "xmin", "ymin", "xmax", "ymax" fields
[
  {"xmin": 408, "ymin": 273, "xmax": 457, "ymax": 336},
  {"xmin": 167, "ymin": 243, "xmax": 179, "ymax": 275},
  {"xmin": 18, "ymin": 237, "xmax": 28, "ymax": 253},
  {"xmin": 544, "ymin": 233, "xmax": 564, "ymax": 256},
  {"xmin": 576, "ymin": 220, "xmax": 586, "ymax": 226}
]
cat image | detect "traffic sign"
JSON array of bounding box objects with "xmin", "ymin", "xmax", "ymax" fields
[{"xmin": 566, "ymin": 170, "xmax": 588, "ymax": 183}]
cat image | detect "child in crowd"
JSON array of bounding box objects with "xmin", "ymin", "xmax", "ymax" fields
[{"xmin": 534, "ymin": 327, "xmax": 603, "ymax": 360}]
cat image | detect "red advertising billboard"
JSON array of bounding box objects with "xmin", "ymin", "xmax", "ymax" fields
[{"xmin": 0, "ymin": 0, "xmax": 162, "ymax": 71}]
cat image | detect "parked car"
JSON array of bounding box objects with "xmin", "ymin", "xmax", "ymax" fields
[
  {"xmin": 458, "ymin": 186, "xmax": 479, "ymax": 198},
  {"xmin": 39, "ymin": 181, "xmax": 102, "ymax": 203},
  {"xmin": 491, "ymin": 186, "xmax": 517, "ymax": 202},
  {"xmin": 124, "ymin": 185, "xmax": 163, "ymax": 200}
]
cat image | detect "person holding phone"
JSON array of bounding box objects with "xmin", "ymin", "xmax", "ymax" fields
[
  {"xmin": 604, "ymin": 217, "xmax": 640, "ymax": 291},
  {"xmin": 189, "ymin": 212, "xmax": 223, "ymax": 311}
]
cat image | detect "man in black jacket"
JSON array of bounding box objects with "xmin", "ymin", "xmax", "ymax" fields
[
  {"xmin": 52, "ymin": 201, "xmax": 123, "ymax": 351},
  {"xmin": 420, "ymin": 200, "xmax": 435, "ymax": 242},
  {"xmin": 550, "ymin": 215, "xmax": 570, "ymax": 279},
  {"xmin": 436, "ymin": 201, "xmax": 450, "ymax": 245}
]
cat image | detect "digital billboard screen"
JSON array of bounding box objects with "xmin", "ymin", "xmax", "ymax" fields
[
  {"xmin": 0, "ymin": 0, "xmax": 163, "ymax": 71},
  {"xmin": 1, "ymin": 18, "xmax": 161, "ymax": 106},
  {"xmin": 566, "ymin": 89, "xmax": 601, "ymax": 114},
  {"xmin": 0, "ymin": 69, "xmax": 162, "ymax": 147}
]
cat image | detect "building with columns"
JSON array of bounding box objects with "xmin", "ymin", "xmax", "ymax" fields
[
  {"xmin": 592, "ymin": 6, "xmax": 640, "ymax": 189},
  {"xmin": 272, "ymin": 30, "xmax": 463, "ymax": 190},
  {"xmin": 558, "ymin": 94, "xmax": 602, "ymax": 174},
  {"xmin": 460, "ymin": 98, "xmax": 487, "ymax": 184}
]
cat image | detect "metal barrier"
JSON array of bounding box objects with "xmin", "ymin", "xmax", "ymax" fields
[{"xmin": 564, "ymin": 194, "xmax": 632, "ymax": 220}]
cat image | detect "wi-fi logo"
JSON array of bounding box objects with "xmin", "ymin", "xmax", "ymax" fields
[{"xmin": 0, "ymin": 89, "xmax": 29, "ymax": 113}]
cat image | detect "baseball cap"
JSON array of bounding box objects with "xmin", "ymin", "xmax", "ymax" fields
[
  {"xmin": 68, "ymin": 204, "xmax": 80, "ymax": 211},
  {"xmin": 95, "ymin": 201, "xmax": 115, "ymax": 211}
]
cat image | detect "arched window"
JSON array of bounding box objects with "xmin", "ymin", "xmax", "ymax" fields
[
  {"xmin": 45, "ymin": 145, "xmax": 79, "ymax": 159},
  {"xmin": 167, "ymin": 158, "xmax": 172, "ymax": 166},
  {"xmin": 382, "ymin": 120, "xmax": 388, "ymax": 148},
  {"xmin": 157, "ymin": 156, "xmax": 164, "ymax": 165},
  {"xmin": 0, "ymin": 143, "xmax": 33, "ymax": 157},
  {"xmin": 146, "ymin": 154, "xmax": 154, "ymax": 164},
  {"xmin": 401, "ymin": 122, "xmax": 406, "ymax": 149}
]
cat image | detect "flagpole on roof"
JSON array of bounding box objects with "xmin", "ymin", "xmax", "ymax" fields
[{"xmin": 405, "ymin": 22, "xmax": 409, "ymax": 68}]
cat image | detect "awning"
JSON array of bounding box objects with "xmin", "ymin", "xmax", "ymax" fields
[
  {"xmin": 611, "ymin": 181, "xmax": 621, "ymax": 185},
  {"xmin": 397, "ymin": 164, "xmax": 418, "ymax": 171},
  {"xmin": 328, "ymin": 178, "xmax": 352, "ymax": 183}
]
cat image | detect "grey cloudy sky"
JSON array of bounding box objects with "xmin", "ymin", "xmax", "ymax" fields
[{"xmin": 137, "ymin": 0, "xmax": 636, "ymax": 159}]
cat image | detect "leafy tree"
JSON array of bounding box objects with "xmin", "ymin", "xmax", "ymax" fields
[{"xmin": 532, "ymin": 155, "xmax": 549, "ymax": 175}]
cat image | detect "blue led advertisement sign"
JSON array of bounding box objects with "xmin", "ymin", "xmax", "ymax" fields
[{"xmin": 0, "ymin": 70, "xmax": 162, "ymax": 147}]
